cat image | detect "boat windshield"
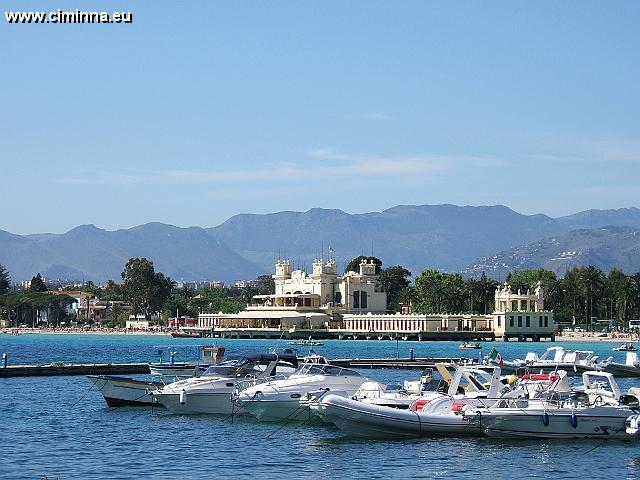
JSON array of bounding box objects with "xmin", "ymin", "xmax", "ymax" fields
[
  {"xmin": 201, "ymin": 358, "xmax": 248, "ymax": 377},
  {"xmin": 294, "ymin": 363, "xmax": 361, "ymax": 377}
]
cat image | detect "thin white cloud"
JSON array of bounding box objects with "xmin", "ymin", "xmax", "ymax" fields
[
  {"xmin": 57, "ymin": 148, "xmax": 503, "ymax": 186},
  {"xmin": 515, "ymin": 131, "xmax": 640, "ymax": 164}
]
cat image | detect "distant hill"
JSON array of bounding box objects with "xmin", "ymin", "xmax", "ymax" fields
[
  {"xmin": 0, "ymin": 223, "xmax": 260, "ymax": 283},
  {"xmin": 1, "ymin": 204, "xmax": 640, "ymax": 284},
  {"xmin": 557, "ymin": 207, "xmax": 640, "ymax": 229},
  {"xmin": 208, "ymin": 204, "xmax": 563, "ymax": 276},
  {"xmin": 462, "ymin": 226, "xmax": 640, "ymax": 279}
]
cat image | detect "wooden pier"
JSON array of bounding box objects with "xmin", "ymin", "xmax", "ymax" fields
[
  {"xmin": 329, "ymin": 357, "xmax": 479, "ymax": 369},
  {"xmin": 0, "ymin": 363, "xmax": 151, "ymax": 378},
  {"xmin": 0, "ymin": 357, "xmax": 481, "ymax": 377}
]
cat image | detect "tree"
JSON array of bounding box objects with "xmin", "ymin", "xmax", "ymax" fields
[
  {"xmin": 164, "ymin": 291, "xmax": 196, "ymax": 318},
  {"xmin": 413, "ymin": 269, "xmax": 445, "ymax": 314},
  {"xmin": 0, "ymin": 264, "xmax": 10, "ymax": 295},
  {"xmin": 106, "ymin": 302, "xmax": 125, "ymax": 328},
  {"xmin": 121, "ymin": 258, "xmax": 173, "ymax": 320},
  {"xmin": 256, "ymin": 274, "xmax": 275, "ymax": 295},
  {"xmin": 465, "ymin": 272, "xmax": 499, "ymax": 314},
  {"xmin": 344, "ymin": 256, "xmax": 382, "ymax": 275},
  {"xmin": 99, "ymin": 280, "xmax": 123, "ymax": 301},
  {"xmin": 507, "ymin": 269, "xmax": 557, "ymax": 294},
  {"xmin": 441, "ymin": 273, "xmax": 465, "ymax": 313},
  {"xmin": 30, "ymin": 273, "xmax": 47, "ymax": 292},
  {"xmin": 578, "ymin": 266, "xmax": 606, "ymax": 331},
  {"xmin": 378, "ymin": 266, "xmax": 411, "ymax": 312},
  {"xmin": 199, "ymin": 286, "xmax": 245, "ymax": 314}
]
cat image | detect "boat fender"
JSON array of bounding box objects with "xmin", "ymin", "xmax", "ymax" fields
[
  {"xmin": 180, "ymin": 390, "xmax": 187, "ymax": 405},
  {"xmin": 542, "ymin": 412, "xmax": 549, "ymax": 427},
  {"xmin": 570, "ymin": 412, "xmax": 578, "ymax": 429}
]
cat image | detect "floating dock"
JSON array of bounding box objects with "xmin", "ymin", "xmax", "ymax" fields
[
  {"xmin": 0, "ymin": 363, "xmax": 150, "ymax": 378},
  {"xmin": 0, "ymin": 357, "xmax": 482, "ymax": 377},
  {"xmin": 329, "ymin": 357, "xmax": 479, "ymax": 369}
]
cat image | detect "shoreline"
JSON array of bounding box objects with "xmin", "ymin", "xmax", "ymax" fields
[{"xmin": 2, "ymin": 327, "xmax": 639, "ymax": 344}]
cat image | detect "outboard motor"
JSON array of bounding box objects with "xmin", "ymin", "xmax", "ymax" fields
[{"xmin": 626, "ymin": 414, "xmax": 640, "ymax": 436}]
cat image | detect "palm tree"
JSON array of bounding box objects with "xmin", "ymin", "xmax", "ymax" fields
[{"xmin": 578, "ymin": 266, "xmax": 606, "ymax": 332}]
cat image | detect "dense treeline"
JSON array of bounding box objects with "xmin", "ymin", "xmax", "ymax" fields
[
  {"xmin": 2, "ymin": 258, "xmax": 640, "ymax": 330},
  {"xmin": 409, "ymin": 266, "xmax": 640, "ymax": 330},
  {"xmin": 0, "ymin": 259, "xmax": 258, "ymax": 328}
]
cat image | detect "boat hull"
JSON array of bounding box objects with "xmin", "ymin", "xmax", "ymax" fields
[
  {"xmin": 601, "ymin": 363, "xmax": 640, "ymax": 377},
  {"xmin": 313, "ymin": 394, "xmax": 481, "ymax": 438},
  {"xmin": 88, "ymin": 375, "xmax": 164, "ymax": 407},
  {"xmin": 243, "ymin": 398, "xmax": 318, "ymax": 423},
  {"xmin": 477, "ymin": 408, "xmax": 631, "ymax": 439},
  {"xmin": 154, "ymin": 391, "xmax": 236, "ymax": 415}
]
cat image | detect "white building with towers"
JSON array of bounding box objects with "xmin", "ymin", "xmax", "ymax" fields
[
  {"xmin": 197, "ymin": 257, "xmax": 387, "ymax": 331},
  {"xmin": 253, "ymin": 257, "xmax": 387, "ymax": 313}
]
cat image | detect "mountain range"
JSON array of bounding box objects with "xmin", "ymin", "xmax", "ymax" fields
[{"xmin": 2, "ymin": 205, "xmax": 640, "ymax": 284}]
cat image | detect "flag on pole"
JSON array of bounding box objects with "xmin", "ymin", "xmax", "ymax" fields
[{"xmin": 489, "ymin": 347, "xmax": 504, "ymax": 368}]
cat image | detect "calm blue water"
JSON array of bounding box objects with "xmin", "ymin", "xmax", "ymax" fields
[{"xmin": 2, "ymin": 334, "xmax": 640, "ymax": 480}]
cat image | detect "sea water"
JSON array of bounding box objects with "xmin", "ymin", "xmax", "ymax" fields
[{"xmin": 1, "ymin": 334, "xmax": 640, "ymax": 479}]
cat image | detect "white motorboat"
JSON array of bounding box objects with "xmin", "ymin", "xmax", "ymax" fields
[
  {"xmin": 87, "ymin": 375, "xmax": 168, "ymax": 407},
  {"xmin": 468, "ymin": 371, "xmax": 636, "ymax": 439},
  {"xmin": 148, "ymin": 346, "xmax": 225, "ymax": 376},
  {"xmin": 150, "ymin": 352, "xmax": 298, "ymax": 415},
  {"xmin": 470, "ymin": 402, "xmax": 634, "ymax": 439},
  {"xmin": 512, "ymin": 346, "xmax": 600, "ymax": 375},
  {"xmin": 613, "ymin": 343, "xmax": 637, "ymax": 352},
  {"xmin": 233, "ymin": 359, "xmax": 367, "ymax": 422},
  {"xmin": 310, "ymin": 365, "xmax": 513, "ymax": 437},
  {"xmin": 600, "ymin": 352, "xmax": 640, "ymax": 377}
]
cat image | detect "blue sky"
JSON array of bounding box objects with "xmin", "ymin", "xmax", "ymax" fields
[{"xmin": 2, "ymin": 1, "xmax": 639, "ymax": 234}]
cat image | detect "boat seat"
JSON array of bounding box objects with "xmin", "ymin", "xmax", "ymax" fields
[
  {"xmin": 620, "ymin": 394, "xmax": 640, "ymax": 409},
  {"xmin": 568, "ymin": 391, "xmax": 589, "ymax": 406}
]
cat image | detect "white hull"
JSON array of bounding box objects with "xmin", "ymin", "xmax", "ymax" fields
[
  {"xmin": 477, "ymin": 407, "xmax": 631, "ymax": 439},
  {"xmin": 236, "ymin": 371, "xmax": 366, "ymax": 423},
  {"xmin": 88, "ymin": 375, "xmax": 164, "ymax": 407},
  {"xmin": 244, "ymin": 399, "xmax": 317, "ymax": 423},
  {"xmin": 156, "ymin": 391, "xmax": 236, "ymax": 415},
  {"xmin": 602, "ymin": 363, "xmax": 640, "ymax": 377},
  {"xmin": 313, "ymin": 394, "xmax": 480, "ymax": 438}
]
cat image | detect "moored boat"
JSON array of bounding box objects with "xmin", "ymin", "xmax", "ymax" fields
[
  {"xmin": 150, "ymin": 352, "xmax": 299, "ymax": 415},
  {"xmin": 87, "ymin": 375, "xmax": 167, "ymax": 407},
  {"xmin": 613, "ymin": 343, "xmax": 637, "ymax": 352},
  {"xmin": 148, "ymin": 346, "xmax": 225, "ymax": 375},
  {"xmin": 310, "ymin": 365, "xmax": 512, "ymax": 437},
  {"xmin": 466, "ymin": 371, "xmax": 637, "ymax": 439},
  {"xmin": 600, "ymin": 352, "xmax": 640, "ymax": 377},
  {"xmin": 233, "ymin": 357, "xmax": 366, "ymax": 422},
  {"xmin": 512, "ymin": 346, "xmax": 600, "ymax": 375}
]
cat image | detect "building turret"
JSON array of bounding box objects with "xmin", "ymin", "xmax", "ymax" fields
[
  {"xmin": 274, "ymin": 260, "xmax": 292, "ymax": 280},
  {"xmin": 359, "ymin": 259, "xmax": 377, "ymax": 276},
  {"xmin": 324, "ymin": 259, "xmax": 337, "ymax": 275},
  {"xmin": 312, "ymin": 259, "xmax": 324, "ymax": 276}
]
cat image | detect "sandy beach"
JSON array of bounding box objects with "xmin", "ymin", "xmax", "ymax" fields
[{"xmin": 556, "ymin": 332, "xmax": 640, "ymax": 343}]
